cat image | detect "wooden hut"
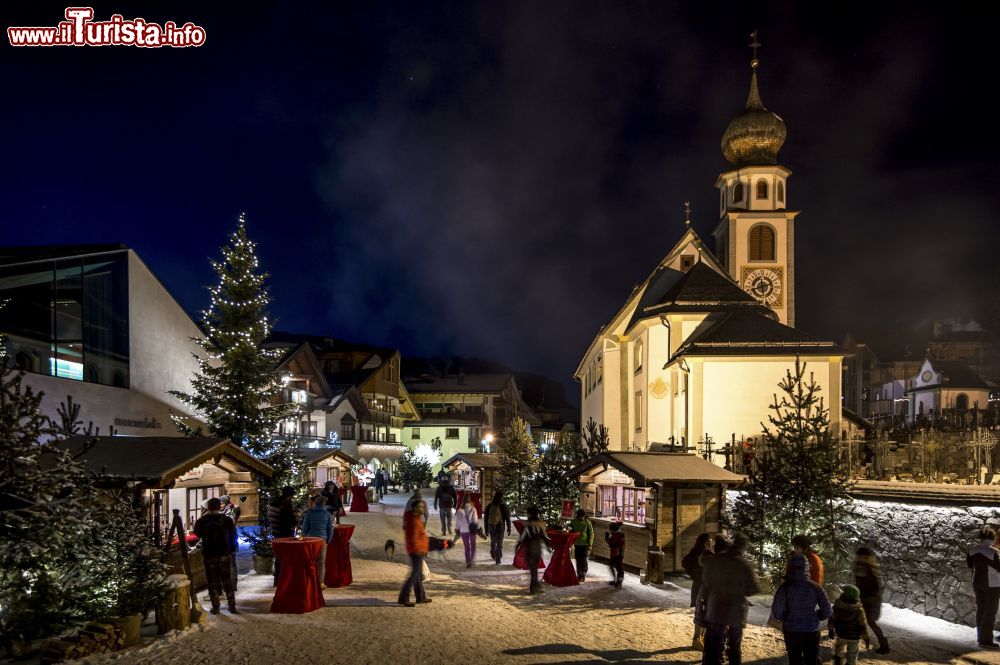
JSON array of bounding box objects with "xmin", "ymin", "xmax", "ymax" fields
[
  {"xmin": 56, "ymin": 436, "xmax": 273, "ymax": 542},
  {"xmin": 296, "ymin": 446, "xmax": 358, "ymax": 490},
  {"xmin": 441, "ymin": 452, "xmax": 500, "ymax": 499},
  {"xmin": 567, "ymin": 452, "xmax": 743, "ymax": 572}
]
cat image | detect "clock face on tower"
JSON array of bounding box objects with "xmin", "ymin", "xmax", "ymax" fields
[{"xmin": 741, "ymin": 266, "xmax": 783, "ymax": 307}]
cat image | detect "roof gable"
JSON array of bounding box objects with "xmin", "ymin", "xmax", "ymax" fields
[
  {"xmin": 567, "ymin": 452, "xmax": 743, "ymax": 486},
  {"xmin": 912, "ymin": 358, "xmax": 990, "ymax": 391}
]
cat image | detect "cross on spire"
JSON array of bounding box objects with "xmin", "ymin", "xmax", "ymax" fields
[
  {"xmin": 749, "ymin": 30, "xmax": 761, "ymax": 69},
  {"xmin": 684, "ymin": 201, "xmax": 691, "ymax": 227}
]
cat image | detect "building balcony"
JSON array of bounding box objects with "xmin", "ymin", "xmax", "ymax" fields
[{"xmin": 273, "ymin": 432, "xmax": 340, "ymax": 448}]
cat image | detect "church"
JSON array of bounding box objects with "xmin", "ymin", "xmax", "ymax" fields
[{"xmin": 575, "ymin": 43, "xmax": 847, "ymax": 462}]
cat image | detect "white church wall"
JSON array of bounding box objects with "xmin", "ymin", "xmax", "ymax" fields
[{"xmin": 699, "ymin": 356, "xmax": 841, "ymax": 444}]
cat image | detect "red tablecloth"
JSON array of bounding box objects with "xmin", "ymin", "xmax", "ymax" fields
[
  {"xmin": 543, "ymin": 530, "xmax": 580, "ymax": 586},
  {"xmin": 270, "ymin": 537, "xmax": 325, "ymax": 614},
  {"xmin": 324, "ymin": 524, "xmax": 354, "ymax": 588},
  {"xmin": 350, "ymin": 485, "xmax": 369, "ymax": 512},
  {"xmin": 456, "ymin": 490, "xmax": 482, "ymax": 515},
  {"xmin": 170, "ymin": 532, "xmax": 200, "ymax": 546},
  {"xmin": 512, "ymin": 519, "xmax": 545, "ymax": 570}
]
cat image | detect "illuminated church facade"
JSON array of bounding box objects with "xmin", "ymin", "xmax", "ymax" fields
[{"xmin": 575, "ymin": 45, "xmax": 846, "ymax": 460}]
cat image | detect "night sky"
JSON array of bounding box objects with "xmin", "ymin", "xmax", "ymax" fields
[{"xmin": 2, "ymin": 2, "xmax": 998, "ymax": 399}]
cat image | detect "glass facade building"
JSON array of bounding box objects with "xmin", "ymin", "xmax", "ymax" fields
[{"xmin": 0, "ymin": 250, "xmax": 129, "ymax": 388}]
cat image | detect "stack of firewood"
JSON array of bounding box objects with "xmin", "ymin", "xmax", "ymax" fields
[{"xmin": 40, "ymin": 622, "xmax": 126, "ymax": 663}]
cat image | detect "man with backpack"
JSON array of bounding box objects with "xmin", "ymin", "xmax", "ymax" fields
[{"xmin": 483, "ymin": 491, "xmax": 512, "ymax": 564}]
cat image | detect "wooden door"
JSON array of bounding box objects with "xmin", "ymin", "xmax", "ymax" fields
[{"xmin": 674, "ymin": 488, "xmax": 706, "ymax": 567}]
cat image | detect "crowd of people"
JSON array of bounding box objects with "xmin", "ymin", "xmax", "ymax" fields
[{"xmin": 682, "ymin": 532, "xmax": 890, "ymax": 665}]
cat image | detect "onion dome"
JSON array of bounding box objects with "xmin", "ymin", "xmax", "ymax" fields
[{"xmin": 721, "ymin": 55, "xmax": 786, "ymax": 168}]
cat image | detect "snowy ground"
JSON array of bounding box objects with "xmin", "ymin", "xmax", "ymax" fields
[{"xmin": 83, "ymin": 491, "xmax": 996, "ymax": 665}]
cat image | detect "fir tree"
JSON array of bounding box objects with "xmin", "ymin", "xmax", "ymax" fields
[
  {"xmin": 528, "ymin": 431, "xmax": 588, "ymax": 523},
  {"xmin": 729, "ymin": 357, "xmax": 854, "ymax": 584},
  {"xmin": 397, "ymin": 449, "xmax": 433, "ymax": 491},
  {"xmin": 171, "ymin": 215, "xmax": 294, "ymax": 455},
  {"xmin": 497, "ymin": 417, "xmax": 539, "ymax": 515},
  {"xmin": 0, "ymin": 325, "xmax": 164, "ymax": 651},
  {"xmin": 581, "ymin": 417, "xmax": 610, "ymax": 457}
]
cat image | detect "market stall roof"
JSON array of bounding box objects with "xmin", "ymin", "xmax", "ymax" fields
[
  {"xmin": 53, "ymin": 436, "xmax": 273, "ymax": 486},
  {"xmin": 294, "ymin": 446, "xmax": 358, "ymax": 466},
  {"xmin": 567, "ymin": 452, "xmax": 744, "ymax": 486},
  {"xmin": 441, "ymin": 452, "xmax": 501, "ymax": 469}
]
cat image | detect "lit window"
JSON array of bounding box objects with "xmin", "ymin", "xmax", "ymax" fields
[{"xmin": 634, "ymin": 339, "xmax": 643, "ymax": 372}]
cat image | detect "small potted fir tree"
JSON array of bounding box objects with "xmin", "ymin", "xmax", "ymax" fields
[{"xmin": 241, "ymin": 524, "xmax": 274, "ymax": 575}]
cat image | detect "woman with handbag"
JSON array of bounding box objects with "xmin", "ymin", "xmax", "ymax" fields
[{"xmin": 455, "ymin": 493, "xmax": 480, "ymax": 568}]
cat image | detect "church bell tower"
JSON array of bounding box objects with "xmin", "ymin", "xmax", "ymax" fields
[{"xmin": 713, "ymin": 33, "xmax": 798, "ymax": 327}]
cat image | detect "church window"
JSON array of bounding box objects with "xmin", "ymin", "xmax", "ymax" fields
[
  {"xmin": 733, "ymin": 181, "xmax": 743, "ymax": 202},
  {"xmin": 748, "ymin": 224, "xmax": 776, "ymax": 262},
  {"xmin": 777, "ymin": 180, "xmax": 785, "ymax": 203},
  {"xmin": 680, "ymin": 255, "xmax": 694, "ymax": 271},
  {"xmin": 597, "ymin": 354, "xmax": 603, "ymax": 383},
  {"xmin": 634, "ymin": 391, "xmax": 642, "ymax": 431},
  {"xmin": 634, "ymin": 339, "xmax": 643, "ymax": 372},
  {"xmin": 956, "ymin": 393, "xmax": 969, "ymax": 411},
  {"xmin": 756, "ymin": 179, "xmax": 769, "ymax": 199}
]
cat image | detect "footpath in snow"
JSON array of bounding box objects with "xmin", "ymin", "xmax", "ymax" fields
[{"xmin": 83, "ymin": 490, "xmax": 997, "ymax": 665}]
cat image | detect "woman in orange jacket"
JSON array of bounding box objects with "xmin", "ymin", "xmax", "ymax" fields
[{"xmin": 398, "ymin": 500, "xmax": 431, "ymax": 606}]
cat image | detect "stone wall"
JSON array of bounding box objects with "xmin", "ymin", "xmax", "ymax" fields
[{"xmin": 853, "ymin": 498, "xmax": 999, "ymax": 626}]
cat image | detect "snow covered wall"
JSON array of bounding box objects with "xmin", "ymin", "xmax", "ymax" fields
[{"xmin": 853, "ymin": 498, "xmax": 993, "ymax": 626}]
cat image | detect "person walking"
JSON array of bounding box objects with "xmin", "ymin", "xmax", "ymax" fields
[
  {"xmin": 299, "ymin": 495, "xmax": 334, "ymax": 590},
  {"xmin": 194, "ymin": 497, "xmax": 238, "ymax": 614},
  {"xmin": 398, "ymin": 499, "xmax": 431, "ymax": 607},
  {"xmin": 699, "ymin": 532, "xmax": 760, "ymax": 665},
  {"xmin": 789, "ymin": 534, "xmax": 824, "ymax": 587},
  {"xmin": 434, "ymin": 478, "xmax": 457, "ymax": 534},
  {"xmin": 605, "ymin": 522, "xmax": 625, "ymax": 588},
  {"xmin": 682, "ymin": 533, "xmax": 714, "ymax": 650},
  {"xmin": 455, "ymin": 493, "xmax": 480, "ymax": 568},
  {"xmin": 484, "ymin": 491, "xmax": 512, "ymax": 564},
  {"xmin": 830, "ymin": 585, "xmax": 868, "ymax": 665},
  {"xmin": 569, "ymin": 509, "xmax": 594, "ymax": 582},
  {"xmin": 968, "ymin": 528, "xmax": 1000, "ymax": 648},
  {"xmin": 405, "ymin": 488, "xmax": 429, "ymax": 525},
  {"xmin": 772, "ymin": 553, "xmax": 832, "ymax": 665},
  {"xmin": 854, "ymin": 546, "xmax": 890, "ymax": 654},
  {"xmin": 321, "ymin": 480, "xmax": 344, "ymax": 525},
  {"xmin": 267, "ymin": 486, "xmax": 297, "ymax": 586},
  {"xmin": 517, "ymin": 506, "xmax": 552, "ymax": 594},
  {"xmin": 218, "ymin": 495, "xmax": 241, "ymax": 591}
]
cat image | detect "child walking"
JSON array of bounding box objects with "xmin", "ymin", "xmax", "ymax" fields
[
  {"xmin": 517, "ymin": 506, "xmax": 552, "ymax": 594},
  {"xmin": 605, "ymin": 522, "xmax": 625, "ymax": 588},
  {"xmin": 830, "ymin": 585, "xmax": 868, "ymax": 665}
]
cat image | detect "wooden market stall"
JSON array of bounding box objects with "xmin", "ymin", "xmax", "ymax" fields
[
  {"xmin": 567, "ymin": 452, "xmax": 743, "ymax": 572},
  {"xmin": 296, "ymin": 446, "xmax": 357, "ymax": 491},
  {"xmin": 56, "ymin": 436, "xmax": 273, "ymax": 543},
  {"xmin": 441, "ymin": 452, "xmax": 500, "ymax": 500}
]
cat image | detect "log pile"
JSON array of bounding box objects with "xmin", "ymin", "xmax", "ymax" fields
[{"xmin": 40, "ymin": 622, "xmax": 126, "ymax": 663}]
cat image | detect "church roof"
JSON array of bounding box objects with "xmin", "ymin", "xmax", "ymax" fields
[
  {"xmin": 628, "ymin": 261, "xmax": 766, "ymax": 330},
  {"xmin": 668, "ymin": 311, "xmax": 844, "ymax": 361},
  {"xmin": 915, "ymin": 359, "xmax": 990, "ymax": 391}
]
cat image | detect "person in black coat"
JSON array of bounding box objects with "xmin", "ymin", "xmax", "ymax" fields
[
  {"xmin": 194, "ymin": 497, "xmax": 238, "ymax": 614},
  {"xmin": 967, "ymin": 528, "xmax": 1000, "ymax": 648},
  {"xmin": 699, "ymin": 532, "xmax": 760, "ymax": 665},
  {"xmin": 682, "ymin": 533, "xmax": 714, "ymax": 650},
  {"xmin": 854, "ymin": 546, "xmax": 889, "ymax": 654},
  {"xmin": 321, "ymin": 480, "xmax": 343, "ymax": 525},
  {"xmin": 266, "ymin": 486, "xmax": 297, "ymax": 585},
  {"xmin": 484, "ymin": 491, "xmax": 512, "ymax": 564}
]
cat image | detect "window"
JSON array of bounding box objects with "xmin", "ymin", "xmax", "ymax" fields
[
  {"xmin": 411, "ymin": 427, "xmax": 420, "ymax": 439},
  {"xmin": 446, "ymin": 428, "xmax": 460, "ymax": 439},
  {"xmin": 186, "ymin": 485, "xmax": 222, "ymax": 530},
  {"xmin": 388, "ymin": 432, "xmax": 396, "ymax": 443},
  {"xmin": 599, "ymin": 486, "xmax": 620, "ymax": 519},
  {"xmin": 596, "ymin": 354, "xmax": 603, "ymax": 383},
  {"xmin": 635, "ymin": 391, "xmax": 642, "ymax": 431},
  {"xmin": 0, "ymin": 253, "xmax": 130, "ymax": 388},
  {"xmin": 340, "ymin": 423, "xmax": 355, "ymax": 440},
  {"xmin": 956, "ymin": 393, "xmax": 969, "ymax": 411},
  {"xmin": 634, "ymin": 339, "xmax": 643, "ymax": 372},
  {"xmin": 464, "ymin": 405, "xmax": 483, "ymax": 415},
  {"xmin": 622, "ymin": 488, "xmax": 647, "ymax": 523},
  {"xmin": 300, "ymin": 420, "xmax": 317, "ymax": 436},
  {"xmin": 680, "ymin": 255, "xmax": 695, "ymax": 271},
  {"xmin": 748, "ymin": 224, "xmax": 776, "ymax": 262},
  {"xmin": 291, "ymin": 389, "xmax": 308, "ymax": 404},
  {"xmin": 312, "ymin": 465, "xmax": 330, "ymax": 486},
  {"xmin": 733, "ymin": 181, "xmax": 743, "ymax": 202},
  {"xmin": 777, "ymin": 180, "xmax": 785, "ymax": 204},
  {"xmin": 756, "ymin": 179, "xmax": 769, "ymax": 199}
]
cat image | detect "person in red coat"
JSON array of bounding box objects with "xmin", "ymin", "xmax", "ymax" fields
[{"xmin": 398, "ymin": 500, "xmax": 431, "ymax": 607}]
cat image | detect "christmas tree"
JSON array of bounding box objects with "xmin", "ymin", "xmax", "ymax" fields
[
  {"xmin": 170, "ymin": 215, "xmax": 299, "ymax": 486},
  {"xmin": 0, "ymin": 324, "xmax": 164, "ymax": 651},
  {"xmin": 497, "ymin": 417, "xmax": 539, "ymax": 515},
  {"xmin": 528, "ymin": 431, "xmax": 587, "ymax": 523},
  {"xmin": 729, "ymin": 357, "xmax": 854, "ymax": 583}
]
